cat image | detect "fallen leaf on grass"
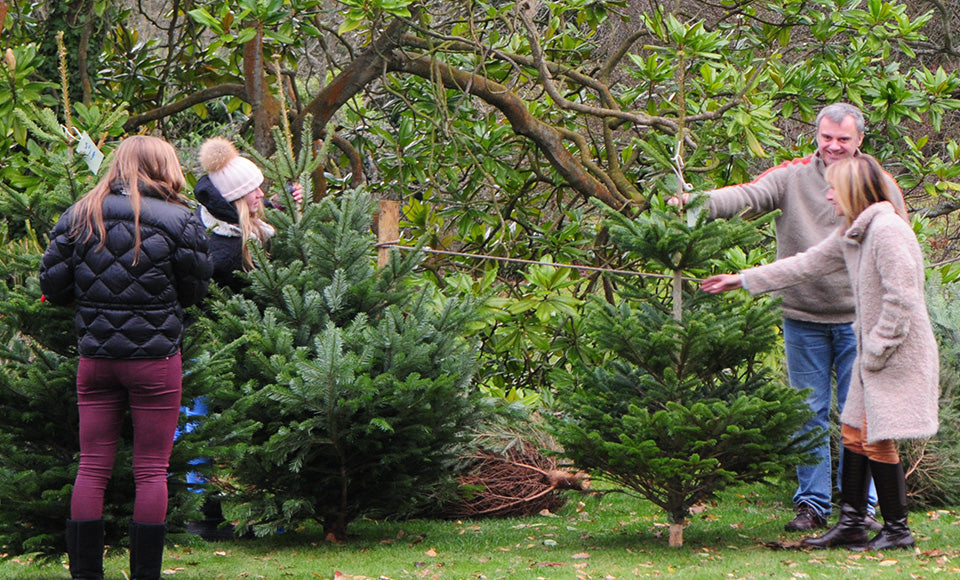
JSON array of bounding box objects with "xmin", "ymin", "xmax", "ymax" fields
[
  {"xmin": 571, "ymin": 552, "xmax": 590, "ymax": 559},
  {"xmin": 425, "ymin": 548, "xmax": 437, "ymax": 557},
  {"xmin": 333, "ymin": 572, "xmax": 396, "ymax": 580},
  {"xmin": 535, "ymin": 562, "xmax": 566, "ymax": 567},
  {"xmin": 879, "ymin": 559, "xmax": 899, "ymax": 566}
]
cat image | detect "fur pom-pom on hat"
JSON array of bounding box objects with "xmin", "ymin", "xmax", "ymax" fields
[{"xmin": 199, "ymin": 137, "xmax": 264, "ymax": 202}]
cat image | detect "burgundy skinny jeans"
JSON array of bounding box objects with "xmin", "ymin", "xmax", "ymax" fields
[{"xmin": 70, "ymin": 354, "xmax": 182, "ymax": 524}]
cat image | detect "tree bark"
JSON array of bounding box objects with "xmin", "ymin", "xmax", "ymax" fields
[{"xmin": 243, "ymin": 22, "xmax": 281, "ymax": 153}]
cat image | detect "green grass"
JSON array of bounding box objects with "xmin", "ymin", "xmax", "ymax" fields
[{"xmin": 5, "ymin": 481, "xmax": 960, "ymax": 579}]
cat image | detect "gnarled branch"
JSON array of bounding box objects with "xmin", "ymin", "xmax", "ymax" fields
[
  {"xmin": 388, "ymin": 52, "xmax": 626, "ymax": 210},
  {"xmin": 123, "ymin": 84, "xmax": 248, "ymax": 132}
]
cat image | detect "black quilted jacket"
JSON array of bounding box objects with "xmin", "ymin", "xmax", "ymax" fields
[{"xmin": 39, "ymin": 187, "xmax": 213, "ymax": 359}]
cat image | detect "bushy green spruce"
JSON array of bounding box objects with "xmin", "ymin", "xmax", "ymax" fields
[
  {"xmin": 550, "ymin": 198, "xmax": 821, "ymax": 546},
  {"xmin": 192, "ymin": 189, "xmax": 486, "ymax": 542}
]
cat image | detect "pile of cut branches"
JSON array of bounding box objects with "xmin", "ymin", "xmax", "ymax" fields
[{"xmin": 442, "ymin": 429, "xmax": 589, "ymax": 519}]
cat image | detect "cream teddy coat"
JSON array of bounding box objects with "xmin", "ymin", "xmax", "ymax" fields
[{"xmin": 741, "ymin": 202, "xmax": 939, "ymax": 444}]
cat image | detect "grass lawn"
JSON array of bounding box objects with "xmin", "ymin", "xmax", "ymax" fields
[{"xmin": 4, "ymin": 480, "xmax": 960, "ymax": 579}]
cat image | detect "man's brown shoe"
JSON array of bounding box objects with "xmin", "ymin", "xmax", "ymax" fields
[{"xmin": 785, "ymin": 503, "xmax": 827, "ymax": 532}]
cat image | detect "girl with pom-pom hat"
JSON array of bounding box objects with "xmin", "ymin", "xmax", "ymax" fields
[{"xmin": 193, "ymin": 137, "xmax": 282, "ymax": 291}]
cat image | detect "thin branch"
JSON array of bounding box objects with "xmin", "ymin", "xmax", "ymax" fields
[
  {"xmin": 517, "ymin": 9, "xmax": 679, "ymax": 134},
  {"xmin": 388, "ymin": 52, "xmax": 625, "ymax": 210},
  {"xmin": 557, "ymin": 127, "xmax": 632, "ymax": 206},
  {"xmin": 122, "ymin": 84, "xmax": 248, "ymax": 132},
  {"xmin": 916, "ymin": 200, "xmax": 960, "ymax": 219},
  {"xmin": 922, "ymin": 0, "xmax": 960, "ymax": 62},
  {"xmin": 330, "ymin": 132, "xmax": 365, "ymax": 188}
]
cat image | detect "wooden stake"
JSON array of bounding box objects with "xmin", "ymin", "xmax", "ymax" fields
[
  {"xmin": 669, "ymin": 522, "xmax": 684, "ymax": 547},
  {"xmin": 378, "ymin": 199, "xmax": 399, "ymax": 268}
]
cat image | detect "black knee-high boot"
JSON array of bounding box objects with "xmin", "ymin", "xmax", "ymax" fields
[
  {"xmin": 66, "ymin": 519, "xmax": 104, "ymax": 580},
  {"xmin": 803, "ymin": 449, "xmax": 871, "ymax": 549},
  {"xmin": 858, "ymin": 460, "xmax": 914, "ymax": 551},
  {"xmin": 129, "ymin": 522, "xmax": 167, "ymax": 580}
]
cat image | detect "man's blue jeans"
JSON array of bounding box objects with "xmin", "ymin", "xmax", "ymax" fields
[{"xmin": 783, "ymin": 318, "xmax": 877, "ymax": 517}]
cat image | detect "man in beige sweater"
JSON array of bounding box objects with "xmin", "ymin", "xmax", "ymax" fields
[{"xmin": 678, "ymin": 103, "xmax": 904, "ymax": 532}]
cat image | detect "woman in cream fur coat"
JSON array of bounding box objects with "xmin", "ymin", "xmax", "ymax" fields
[{"xmin": 702, "ymin": 154, "xmax": 938, "ymax": 552}]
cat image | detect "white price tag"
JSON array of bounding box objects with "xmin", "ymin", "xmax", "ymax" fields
[{"xmin": 75, "ymin": 131, "xmax": 104, "ymax": 174}]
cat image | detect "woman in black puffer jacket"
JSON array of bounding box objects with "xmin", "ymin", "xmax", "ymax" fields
[{"xmin": 39, "ymin": 136, "xmax": 212, "ymax": 580}]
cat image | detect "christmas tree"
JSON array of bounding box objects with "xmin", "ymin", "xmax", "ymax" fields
[
  {"xmin": 551, "ymin": 197, "xmax": 821, "ymax": 546},
  {"xmin": 190, "ymin": 181, "xmax": 487, "ymax": 541}
]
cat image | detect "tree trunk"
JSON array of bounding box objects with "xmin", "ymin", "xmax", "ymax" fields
[{"xmin": 243, "ymin": 22, "xmax": 280, "ymax": 154}]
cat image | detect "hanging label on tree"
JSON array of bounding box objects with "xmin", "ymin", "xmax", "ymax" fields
[{"xmin": 75, "ymin": 131, "xmax": 104, "ymax": 174}]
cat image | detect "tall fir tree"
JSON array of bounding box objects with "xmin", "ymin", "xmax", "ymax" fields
[
  {"xmin": 190, "ymin": 133, "xmax": 486, "ymax": 541},
  {"xmin": 550, "ymin": 197, "xmax": 821, "ymax": 546}
]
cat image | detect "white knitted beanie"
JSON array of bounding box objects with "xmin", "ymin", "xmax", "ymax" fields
[{"xmin": 199, "ymin": 137, "xmax": 264, "ymax": 202}]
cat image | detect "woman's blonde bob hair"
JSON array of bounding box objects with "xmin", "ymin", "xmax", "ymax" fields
[
  {"xmin": 70, "ymin": 136, "xmax": 187, "ymax": 262},
  {"xmin": 825, "ymin": 154, "xmax": 908, "ymax": 224}
]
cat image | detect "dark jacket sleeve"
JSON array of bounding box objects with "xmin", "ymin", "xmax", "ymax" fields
[
  {"xmin": 38, "ymin": 211, "xmax": 77, "ymax": 306},
  {"xmin": 174, "ymin": 213, "xmax": 213, "ymax": 308}
]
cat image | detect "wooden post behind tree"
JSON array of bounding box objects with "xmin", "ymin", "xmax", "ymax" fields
[{"xmin": 378, "ymin": 200, "xmax": 399, "ymax": 268}]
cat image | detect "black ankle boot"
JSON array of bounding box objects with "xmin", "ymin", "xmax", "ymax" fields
[
  {"xmin": 803, "ymin": 449, "xmax": 871, "ymax": 549},
  {"xmin": 66, "ymin": 519, "xmax": 104, "ymax": 580},
  {"xmin": 129, "ymin": 522, "xmax": 167, "ymax": 579},
  {"xmin": 857, "ymin": 460, "xmax": 914, "ymax": 551}
]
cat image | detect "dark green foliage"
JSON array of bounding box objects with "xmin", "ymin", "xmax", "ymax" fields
[
  {"xmin": 192, "ymin": 191, "xmax": 485, "ymax": 542},
  {"xmin": 550, "ymin": 201, "xmax": 820, "ymax": 539}
]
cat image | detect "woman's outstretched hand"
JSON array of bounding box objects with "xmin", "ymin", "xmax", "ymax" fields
[{"xmin": 701, "ymin": 274, "xmax": 742, "ymax": 294}]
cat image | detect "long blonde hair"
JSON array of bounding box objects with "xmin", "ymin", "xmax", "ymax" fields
[
  {"xmin": 233, "ymin": 197, "xmax": 272, "ymax": 270},
  {"xmin": 825, "ymin": 155, "xmax": 908, "ymax": 224},
  {"xmin": 71, "ymin": 136, "xmax": 187, "ymax": 262}
]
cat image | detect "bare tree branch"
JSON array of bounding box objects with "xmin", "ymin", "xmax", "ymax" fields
[
  {"xmin": 388, "ymin": 52, "xmax": 626, "ymax": 210},
  {"xmin": 123, "ymin": 84, "xmax": 248, "ymax": 132},
  {"xmin": 517, "ymin": 9, "xmax": 679, "ymax": 134},
  {"xmin": 922, "ymin": 0, "xmax": 960, "ymax": 64},
  {"xmin": 296, "ymin": 7, "xmax": 420, "ymax": 144},
  {"xmin": 917, "ymin": 200, "xmax": 960, "ymax": 219},
  {"xmin": 330, "ymin": 132, "xmax": 365, "ymax": 188}
]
